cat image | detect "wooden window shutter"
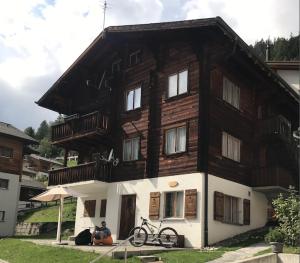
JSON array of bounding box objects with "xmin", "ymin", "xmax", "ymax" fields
[
  {"xmin": 149, "ymin": 192, "xmax": 160, "ymax": 220},
  {"xmin": 185, "ymin": 189, "xmax": 197, "ymax": 219},
  {"xmin": 243, "ymin": 199, "xmax": 250, "ymax": 225},
  {"xmin": 100, "ymin": 199, "xmax": 107, "ymax": 217},
  {"xmin": 214, "ymin": 191, "xmax": 224, "ymax": 222},
  {"xmin": 84, "ymin": 200, "xmax": 96, "ymax": 217}
]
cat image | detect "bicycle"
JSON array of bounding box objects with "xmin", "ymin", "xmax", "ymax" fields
[{"xmin": 128, "ymin": 216, "xmax": 179, "ymax": 248}]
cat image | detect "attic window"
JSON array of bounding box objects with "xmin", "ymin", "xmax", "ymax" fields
[
  {"xmin": 112, "ymin": 59, "xmax": 121, "ymax": 74},
  {"xmin": 129, "ymin": 50, "xmax": 141, "ymax": 66}
]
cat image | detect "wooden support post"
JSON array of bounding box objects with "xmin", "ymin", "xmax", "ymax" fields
[{"xmin": 64, "ymin": 149, "xmax": 69, "ymax": 167}]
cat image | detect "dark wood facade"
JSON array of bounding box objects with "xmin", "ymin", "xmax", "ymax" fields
[{"xmin": 38, "ymin": 18, "xmax": 299, "ymax": 189}]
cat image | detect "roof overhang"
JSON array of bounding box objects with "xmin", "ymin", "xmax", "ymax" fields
[{"xmin": 36, "ymin": 17, "xmax": 300, "ymax": 114}]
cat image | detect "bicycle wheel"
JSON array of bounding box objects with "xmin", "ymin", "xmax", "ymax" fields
[
  {"xmin": 128, "ymin": 227, "xmax": 148, "ymax": 247},
  {"xmin": 158, "ymin": 227, "xmax": 179, "ymax": 248}
]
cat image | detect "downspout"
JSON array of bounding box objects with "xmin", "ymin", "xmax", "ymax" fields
[{"xmin": 197, "ymin": 44, "xmax": 210, "ymax": 247}]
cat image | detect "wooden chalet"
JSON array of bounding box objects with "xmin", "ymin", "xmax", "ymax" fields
[{"xmin": 37, "ymin": 17, "xmax": 299, "ymax": 247}]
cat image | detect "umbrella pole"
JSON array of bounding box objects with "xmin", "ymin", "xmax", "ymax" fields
[{"xmin": 56, "ymin": 196, "xmax": 64, "ymax": 243}]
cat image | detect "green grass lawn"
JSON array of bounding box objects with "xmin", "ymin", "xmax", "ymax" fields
[
  {"xmin": 0, "ymin": 239, "xmax": 229, "ymax": 263},
  {"xmin": 67, "ymin": 159, "xmax": 78, "ymax": 167},
  {"xmin": 18, "ymin": 201, "xmax": 76, "ymax": 223}
]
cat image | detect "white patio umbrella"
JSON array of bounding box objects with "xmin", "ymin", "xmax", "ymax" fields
[{"xmin": 31, "ymin": 186, "xmax": 86, "ymax": 244}]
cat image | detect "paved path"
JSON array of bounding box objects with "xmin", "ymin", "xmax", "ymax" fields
[
  {"xmin": 0, "ymin": 259, "xmax": 9, "ymax": 263},
  {"xmin": 22, "ymin": 239, "xmax": 183, "ymax": 257},
  {"xmin": 208, "ymin": 243, "xmax": 270, "ymax": 263}
]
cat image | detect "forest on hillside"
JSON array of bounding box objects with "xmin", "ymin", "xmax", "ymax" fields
[{"xmin": 251, "ymin": 35, "xmax": 299, "ymax": 61}]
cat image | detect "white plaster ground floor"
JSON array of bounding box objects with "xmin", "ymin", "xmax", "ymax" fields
[
  {"xmin": 64, "ymin": 173, "xmax": 268, "ymax": 248},
  {"xmin": 0, "ymin": 172, "xmax": 20, "ymax": 236}
]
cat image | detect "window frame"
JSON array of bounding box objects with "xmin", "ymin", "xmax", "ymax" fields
[
  {"xmin": 222, "ymin": 132, "xmax": 241, "ymax": 162},
  {"xmin": 223, "ymin": 194, "xmax": 241, "ymax": 225},
  {"xmin": 165, "ymin": 125, "xmax": 187, "ymax": 156},
  {"xmin": 163, "ymin": 191, "xmax": 184, "ymax": 219},
  {"xmin": 112, "ymin": 59, "xmax": 122, "ymax": 74},
  {"xmin": 125, "ymin": 86, "xmax": 142, "ymax": 112},
  {"xmin": 167, "ymin": 69, "xmax": 188, "ymax": 99},
  {"xmin": 0, "ymin": 211, "xmax": 5, "ymax": 222},
  {"xmin": 129, "ymin": 50, "xmax": 141, "ymax": 66},
  {"xmin": 123, "ymin": 136, "xmax": 140, "ymax": 162},
  {"xmin": 222, "ymin": 76, "xmax": 240, "ymax": 110},
  {"xmin": 0, "ymin": 179, "xmax": 9, "ymax": 190},
  {"xmin": 0, "ymin": 146, "xmax": 13, "ymax": 159}
]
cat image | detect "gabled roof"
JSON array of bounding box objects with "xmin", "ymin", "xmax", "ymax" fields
[
  {"xmin": 37, "ymin": 17, "xmax": 299, "ymax": 112},
  {"xmin": 29, "ymin": 154, "xmax": 63, "ymax": 166},
  {"xmin": 0, "ymin": 122, "xmax": 38, "ymax": 144}
]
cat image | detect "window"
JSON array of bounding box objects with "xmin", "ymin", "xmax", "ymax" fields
[
  {"xmin": 164, "ymin": 191, "xmax": 184, "ymax": 218},
  {"xmin": 83, "ymin": 200, "xmax": 96, "ymax": 217},
  {"xmin": 129, "ymin": 50, "xmax": 141, "ymax": 66},
  {"xmin": 126, "ymin": 87, "xmax": 141, "ymax": 111},
  {"xmin": 100, "ymin": 199, "xmax": 107, "ymax": 217},
  {"xmin": 168, "ymin": 70, "xmax": 188, "ymax": 98},
  {"xmin": 165, "ymin": 126, "xmax": 186, "ymax": 155},
  {"xmin": 123, "ymin": 137, "xmax": 140, "ymax": 161},
  {"xmin": 112, "ymin": 59, "xmax": 121, "ymax": 74},
  {"xmin": 223, "ymin": 76, "xmax": 240, "ymax": 109},
  {"xmin": 0, "ymin": 146, "xmax": 13, "ymax": 158},
  {"xmin": 222, "ymin": 132, "xmax": 240, "ymax": 162},
  {"xmin": 224, "ymin": 195, "xmax": 240, "ymax": 224},
  {"xmin": 0, "ymin": 211, "xmax": 5, "ymax": 222},
  {"xmin": 0, "ymin": 179, "xmax": 9, "ymax": 189}
]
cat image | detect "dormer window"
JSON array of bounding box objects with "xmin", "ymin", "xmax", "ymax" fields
[
  {"xmin": 112, "ymin": 59, "xmax": 121, "ymax": 74},
  {"xmin": 223, "ymin": 77, "xmax": 240, "ymax": 109},
  {"xmin": 129, "ymin": 50, "xmax": 141, "ymax": 66}
]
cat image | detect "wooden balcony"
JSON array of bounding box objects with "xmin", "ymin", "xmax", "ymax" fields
[
  {"xmin": 51, "ymin": 111, "xmax": 109, "ymax": 146},
  {"xmin": 48, "ymin": 161, "xmax": 111, "ymax": 186},
  {"xmin": 252, "ymin": 166, "xmax": 295, "ymax": 189},
  {"xmin": 257, "ymin": 115, "xmax": 291, "ymax": 142}
]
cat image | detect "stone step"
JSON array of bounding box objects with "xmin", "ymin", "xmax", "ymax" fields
[{"xmin": 137, "ymin": 255, "xmax": 162, "ymax": 263}]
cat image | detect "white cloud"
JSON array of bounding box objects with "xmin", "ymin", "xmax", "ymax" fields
[{"xmin": 183, "ymin": 0, "xmax": 299, "ymax": 44}]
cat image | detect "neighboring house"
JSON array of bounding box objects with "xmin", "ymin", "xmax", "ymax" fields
[
  {"xmin": 37, "ymin": 17, "xmax": 299, "ymax": 247},
  {"xmin": 19, "ymin": 175, "xmax": 46, "ymax": 211},
  {"xmin": 0, "ymin": 122, "xmax": 37, "ymax": 236},
  {"xmin": 267, "ymin": 61, "xmax": 300, "ymax": 93},
  {"xmin": 23, "ymin": 154, "xmax": 63, "ymax": 176}
]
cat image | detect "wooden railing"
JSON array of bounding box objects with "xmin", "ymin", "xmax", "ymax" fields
[
  {"xmin": 48, "ymin": 161, "xmax": 111, "ymax": 186},
  {"xmin": 252, "ymin": 166, "xmax": 295, "ymax": 188},
  {"xmin": 257, "ymin": 115, "xmax": 291, "ymax": 142},
  {"xmin": 51, "ymin": 111, "xmax": 109, "ymax": 142}
]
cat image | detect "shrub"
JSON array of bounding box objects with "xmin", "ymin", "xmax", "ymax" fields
[
  {"xmin": 272, "ymin": 187, "xmax": 300, "ymax": 246},
  {"xmin": 265, "ymin": 228, "xmax": 284, "ymax": 243}
]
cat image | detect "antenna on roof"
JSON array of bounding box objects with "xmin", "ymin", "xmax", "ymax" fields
[{"xmin": 102, "ymin": 0, "xmax": 107, "ymax": 30}]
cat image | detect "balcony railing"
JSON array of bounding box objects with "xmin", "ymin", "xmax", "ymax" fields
[
  {"xmin": 51, "ymin": 111, "xmax": 109, "ymax": 143},
  {"xmin": 48, "ymin": 161, "xmax": 111, "ymax": 186},
  {"xmin": 257, "ymin": 115, "xmax": 291, "ymax": 142},
  {"xmin": 252, "ymin": 166, "xmax": 295, "ymax": 189}
]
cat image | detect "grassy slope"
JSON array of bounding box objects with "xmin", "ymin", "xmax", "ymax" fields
[
  {"xmin": 0, "ymin": 239, "xmax": 228, "ymax": 263},
  {"xmin": 18, "ymin": 202, "xmax": 76, "ymax": 223}
]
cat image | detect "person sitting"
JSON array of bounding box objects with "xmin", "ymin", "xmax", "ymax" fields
[{"xmin": 91, "ymin": 221, "xmax": 113, "ymax": 246}]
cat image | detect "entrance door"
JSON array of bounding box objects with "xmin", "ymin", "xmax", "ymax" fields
[{"xmin": 119, "ymin": 194, "xmax": 136, "ymax": 239}]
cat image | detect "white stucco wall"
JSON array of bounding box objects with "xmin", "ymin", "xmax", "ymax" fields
[
  {"xmin": 0, "ymin": 172, "xmax": 20, "ymax": 236},
  {"xmin": 74, "ymin": 173, "xmax": 204, "ymax": 247},
  {"xmin": 207, "ymin": 174, "xmax": 268, "ymax": 245}
]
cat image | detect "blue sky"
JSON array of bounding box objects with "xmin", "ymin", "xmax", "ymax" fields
[{"xmin": 0, "ymin": 0, "xmax": 298, "ymax": 130}]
